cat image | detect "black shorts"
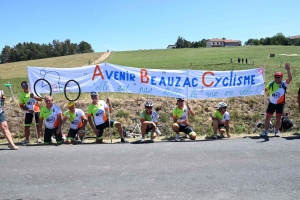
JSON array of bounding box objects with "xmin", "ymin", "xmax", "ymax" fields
[
  {"xmin": 0, "ymin": 111, "xmax": 6, "ymax": 123},
  {"xmin": 95, "ymin": 120, "xmax": 115, "ymax": 139},
  {"xmin": 298, "ymin": 88, "xmax": 300, "ymax": 94},
  {"xmin": 25, "ymin": 112, "xmax": 40, "ymax": 126},
  {"xmin": 178, "ymin": 125, "xmax": 194, "ymax": 135},
  {"xmin": 67, "ymin": 128, "xmax": 84, "ymax": 140},
  {"xmin": 44, "ymin": 127, "xmax": 62, "ymax": 144},
  {"xmin": 266, "ymin": 103, "xmax": 284, "ymax": 115}
]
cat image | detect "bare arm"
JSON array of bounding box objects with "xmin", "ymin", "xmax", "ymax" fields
[{"xmin": 285, "ymin": 63, "xmax": 292, "ymax": 84}]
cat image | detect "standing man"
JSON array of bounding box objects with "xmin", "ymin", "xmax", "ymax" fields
[
  {"xmin": 87, "ymin": 92, "xmax": 127, "ymax": 143},
  {"xmin": 62, "ymin": 102, "xmax": 87, "ymax": 144},
  {"xmin": 38, "ymin": 95, "xmax": 63, "ymax": 145},
  {"xmin": 0, "ymin": 90, "xmax": 18, "ymax": 150},
  {"xmin": 212, "ymin": 102, "xmax": 230, "ymax": 139},
  {"xmin": 19, "ymin": 81, "xmax": 43, "ymax": 144},
  {"xmin": 140, "ymin": 100, "xmax": 161, "ymax": 143},
  {"xmin": 172, "ymin": 97, "xmax": 196, "ymax": 141},
  {"xmin": 260, "ymin": 63, "xmax": 292, "ymax": 137}
]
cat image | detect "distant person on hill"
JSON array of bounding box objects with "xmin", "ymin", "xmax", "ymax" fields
[
  {"xmin": 19, "ymin": 81, "xmax": 43, "ymax": 144},
  {"xmin": 0, "ymin": 90, "xmax": 18, "ymax": 150},
  {"xmin": 260, "ymin": 63, "xmax": 292, "ymax": 138},
  {"xmin": 245, "ymin": 57, "xmax": 248, "ymax": 64},
  {"xmin": 87, "ymin": 92, "xmax": 127, "ymax": 143},
  {"xmin": 242, "ymin": 58, "xmax": 244, "ymax": 63},
  {"xmin": 211, "ymin": 102, "xmax": 230, "ymax": 139},
  {"xmin": 139, "ymin": 100, "xmax": 162, "ymax": 143},
  {"xmin": 172, "ymin": 97, "xmax": 196, "ymax": 141},
  {"xmin": 230, "ymin": 58, "xmax": 232, "ymax": 63},
  {"xmin": 238, "ymin": 58, "xmax": 240, "ymax": 63},
  {"xmin": 62, "ymin": 101, "xmax": 88, "ymax": 144},
  {"xmin": 38, "ymin": 95, "xmax": 63, "ymax": 145}
]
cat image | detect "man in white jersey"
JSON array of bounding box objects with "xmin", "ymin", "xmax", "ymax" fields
[
  {"xmin": 172, "ymin": 97, "xmax": 196, "ymax": 141},
  {"xmin": 38, "ymin": 95, "xmax": 63, "ymax": 145},
  {"xmin": 0, "ymin": 90, "xmax": 18, "ymax": 150},
  {"xmin": 62, "ymin": 101, "xmax": 88, "ymax": 144},
  {"xmin": 219, "ymin": 110, "xmax": 231, "ymax": 138},
  {"xmin": 260, "ymin": 63, "xmax": 292, "ymax": 137},
  {"xmin": 140, "ymin": 100, "xmax": 161, "ymax": 143},
  {"xmin": 87, "ymin": 92, "xmax": 127, "ymax": 143}
]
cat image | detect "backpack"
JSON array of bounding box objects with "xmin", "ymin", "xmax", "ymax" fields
[{"xmin": 280, "ymin": 113, "xmax": 293, "ymax": 131}]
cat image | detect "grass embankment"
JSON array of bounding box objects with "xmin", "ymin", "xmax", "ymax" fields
[{"xmin": 0, "ymin": 46, "xmax": 300, "ymax": 142}]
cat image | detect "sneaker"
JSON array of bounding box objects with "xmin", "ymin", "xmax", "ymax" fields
[
  {"xmin": 140, "ymin": 138, "xmax": 145, "ymax": 143},
  {"xmin": 81, "ymin": 138, "xmax": 86, "ymax": 143},
  {"xmin": 212, "ymin": 134, "xmax": 218, "ymax": 139},
  {"xmin": 149, "ymin": 138, "xmax": 154, "ymax": 143},
  {"xmin": 220, "ymin": 134, "xmax": 225, "ymax": 138},
  {"xmin": 184, "ymin": 134, "xmax": 189, "ymax": 139},
  {"xmin": 62, "ymin": 135, "xmax": 67, "ymax": 141},
  {"xmin": 274, "ymin": 131, "xmax": 280, "ymax": 137},
  {"xmin": 21, "ymin": 139, "xmax": 29, "ymax": 144},
  {"xmin": 121, "ymin": 138, "xmax": 127, "ymax": 143},
  {"xmin": 37, "ymin": 139, "xmax": 43, "ymax": 144},
  {"xmin": 260, "ymin": 131, "xmax": 268, "ymax": 137},
  {"xmin": 175, "ymin": 134, "xmax": 180, "ymax": 141}
]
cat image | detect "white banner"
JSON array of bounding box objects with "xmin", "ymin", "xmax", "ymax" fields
[{"xmin": 27, "ymin": 63, "xmax": 265, "ymax": 99}]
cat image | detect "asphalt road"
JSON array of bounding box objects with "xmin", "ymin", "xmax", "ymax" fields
[{"xmin": 1, "ymin": 135, "xmax": 300, "ymax": 200}]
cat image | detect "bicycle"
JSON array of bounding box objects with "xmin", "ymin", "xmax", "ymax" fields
[
  {"xmin": 123, "ymin": 118, "xmax": 171, "ymax": 138},
  {"xmin": 253, "ymin": 113, "xmax": 275, "ymax": 134}
]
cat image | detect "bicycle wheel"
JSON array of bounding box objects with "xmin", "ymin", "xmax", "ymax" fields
[
  {"xmin": 64, "ymin": 79, "xmax": 81, "ymax": 102},
  {"xmin": 253, "ymin": 122, "xmax": 274, "ymax": 133},
  {"xmin": 33, "ymin": 78, "xmax": 52, "ymax": 98},
  {"xmin": 157, "ymin": 125, "xmax": 172, "ymax": 138}
]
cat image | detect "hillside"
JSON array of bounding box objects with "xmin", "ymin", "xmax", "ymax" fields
[{"xmin": 1, "ymin": 46, "xmax": 300, "ymax": 141}]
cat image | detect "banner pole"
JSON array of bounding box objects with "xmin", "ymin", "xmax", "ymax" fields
[
  {"xmin": 263, "ymin": 66, "xmax": 266, "ymax": 113},
  {"xmin": 104, "ymin": 63, "xmax": 112, "ymax": 144}
]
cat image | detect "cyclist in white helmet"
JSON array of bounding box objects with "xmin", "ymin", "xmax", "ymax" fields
[
  {"xmin": 172, "ymin": 97, "xmax": 196, "ymax": 141},
  {"xmin": 140, "ymin": 100, "xmax": 161, "ymax": 143},
  {"xmin": 211, "ymin": 102, "xmax": 231, "ymax": 139}
]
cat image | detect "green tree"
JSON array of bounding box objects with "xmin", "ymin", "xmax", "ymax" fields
[
  {"xmin": 78, "ymin": 41, "xmax": 94, "ymax": 53},
  {"xmin": 294, "ymin": 39, "xmax": 300, "ymax": 46}
]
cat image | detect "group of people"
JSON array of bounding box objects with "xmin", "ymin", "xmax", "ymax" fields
[{"xmin": 0, "ymin": 62, "xmax": 296, "ymax": 149}]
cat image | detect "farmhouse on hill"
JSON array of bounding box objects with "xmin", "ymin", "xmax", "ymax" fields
[
  {"xmin": 289, "ymin": 35, "xmax": 300, "ymax": 44},
  {"xmin": 206, "ymin": 38, "xmax": 241, "ymax": 47}
]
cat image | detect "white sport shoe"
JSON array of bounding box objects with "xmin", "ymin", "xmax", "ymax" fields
[
  {"xmin": 21, "ymin": 139, "xmax": 29, "ymax": 144},
  {"xmin": 37, "ymin": 139, "xmax": 43, "ymax": 144},
  {"xmin": 175, "ymin": 134, "xmax": 180, "ymax": 141},
  {"xmin": 155, "ymin": 127, "xmax": 162, "ymax": 136},
  {"xmin": 140, "ymin": 138, "xmax": 145, "ymax": 143},
  {"xmin": 274, "ymin": 131, "xmax": 280, "ymax": 137},
  {"xmin": 81, "ymin": 138, "xmax": 86, "ymax": 143},
  {"xmin": 184, "ymin": 134, "xmax": 189, "ymax": 139},
  {"xmin": 212, "ymin": 134, "xmax": 218, "ymax": 139}
]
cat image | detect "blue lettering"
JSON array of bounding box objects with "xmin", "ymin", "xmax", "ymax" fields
[
  {"xmin": 151, "ymin": 76, "xmax": 156, "ymax": 85},
  {"xmin": 159, "ymin": 77, "xmax": 166, "ymax": 86},
  {"xmin": 192, "ymin": 78, "xmax": 198, "ymax": 87},
  {"xmin": 130, "ymin": 74, "xmax": 135, "ymax": 81},
  {"xmin": 237, "ymin": 76, "xmax": 243, "ymax": 85},
  {"xmin": 251, "ymin": 75, "xmax": 255, "ymax": 85},
  {"xmin": 244, "ymin": 76, "xmax": 250, "ymax": 85},
  {"xmin": 105, "ymin": 71, "xmax": 113, "ymax": 79},
  {"xmin": 182, "ymin": 78, "xmax": 191, "ymax": 87},
  {"xmin": 119, "ymin": 72, "xmax": 125, "ymax": 81},
  {"xmin": 214, "ymin": 77, "xmax": 222, "ymax": 87},
  {"xmin": 168, "ymin": 77, "xmax": 174, "ymax": 86},
  {"xmin": 222, "ymin": 77, "xmax": 229, "ymax": 86},
  {"xmin": 175, "ymin": 77, "xmax": 181, "ymax": 87},
  {"xmin": 114, "ymin": 71, "xmax": 119, "ymax": 80}
]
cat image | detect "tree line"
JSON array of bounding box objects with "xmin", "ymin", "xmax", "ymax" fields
[
  {"xmin": 244, "ymin": 33, "xmax": 300, "ymax": 46},
  {"xmin": 175, "ymin": 33, "xmax": 300, "ymax": 48},
  {"xmin": 0, "ymin": 39, "xmax": 94, "ymax": 64}
]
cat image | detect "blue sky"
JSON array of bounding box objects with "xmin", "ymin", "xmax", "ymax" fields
[{"xmin": 1, "ymin": 0, "xmax": 299, "ymax": 52}]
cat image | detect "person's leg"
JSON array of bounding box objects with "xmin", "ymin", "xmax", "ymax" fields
[
  {"xmin": 44, "ymin": 128, "xmax": 52, "ymax": 145},
  {"xmin": 66, "ymin": 128, "xmax": 76, "ymax": 144},
  {"xmin": 212, "ymin": 119, "xmax": 219, "ymax": 139},
  {"xmin": 172, "ymin": 123, "xmax": 180, "ymax": 141},
  {"xmin": 184, "ymin": 126, "xmax": 196, "ymax": 140},
  {"xmin": 0, "ymin": 121, "xmax": 18, "ymax": 150},
  {"xmin": 24, "ymin": 113, "xmax": 33, "ymax": 142},
  {"xmin": 95, "ymin": 124, "xmax": 104, "ymax": 143},
  {"xmin": 261, "ymin": 103, "xmax": 275, "ymax": 137},
  {"xmin": 111, "ymin": 120, "xmax": 127, "ymax": 143},
  {"xmin": 54, "ymin": 127, "xmax": 63, "ymax": 145},
  {"xmin": 274, "ymin": 104, "xmax": 284, "ymax": 137},
  {"xmin": 35, "ymin": 112, "xmax": 42, "ymax": 139}
]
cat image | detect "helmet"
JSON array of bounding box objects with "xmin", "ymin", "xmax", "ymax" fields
[
  {"xmin": 218, "ymin": 102, "xmax": 227, "ymax": 109},
  {"xmin": 176, "ymin": 97, "xmax": 185, "ymax": 101},
  {"xmin": 274, "ymin": 72, "xmax": 283, "ymax": 77},
  {"xmin": 144, "ymin": 100, "xmax": 154, "ymax": 107}
]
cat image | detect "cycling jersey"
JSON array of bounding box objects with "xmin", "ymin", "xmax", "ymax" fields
[
  {"xmin": 266, "ymin": 81, "xmax": 289, "ymax": 104},
  {"xmin": 212, "ymin": 110, "xmax": 223, "ymax": 120},
  {"xmin": 39, "ymin": 104, "xmax": 62, "ymax": 129},
  {"xmin": 87, "ymin": 100, "xmax": 108, "ymax": 126},
  {"xmin": 221, "ymin": 111, "xmax": 230, "ymax": 125},
  {"xmin": 63, "ymin": 108, "xmax": 86, "ymax": 130},
  {"xmin": 172, "ymin": 105, "xmax": 188, "ymax": 126},
  {"xmin": 140, "ymin": 110, "xmax": 159, "ymax": 122},
  {"xmin": 19, "ymin": 92, "xmax": 40, "ymax": 112}
]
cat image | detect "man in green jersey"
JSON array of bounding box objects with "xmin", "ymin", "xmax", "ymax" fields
[
  {"xmin": 172, "ymin": 97, "xmax": 196, "ymax": 141},
  {"xmin": 212, "ymin": 102, "xmax": 229, "ymax": 139}
]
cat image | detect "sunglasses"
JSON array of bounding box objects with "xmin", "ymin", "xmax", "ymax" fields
[
  {"xmin": 22, "ymin": 84, "xmax": 29, "ymax": 88},
  {"xmin": 274, "ymin": 76, "xmax": 281, "ymax": 79},
  {"xmin": 177, "ymin": 100, "xmax": 184, "ymax": 102},
  {"xmin": 145, "ymin": 106, "xmax": 152, "ymax": 109}
]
